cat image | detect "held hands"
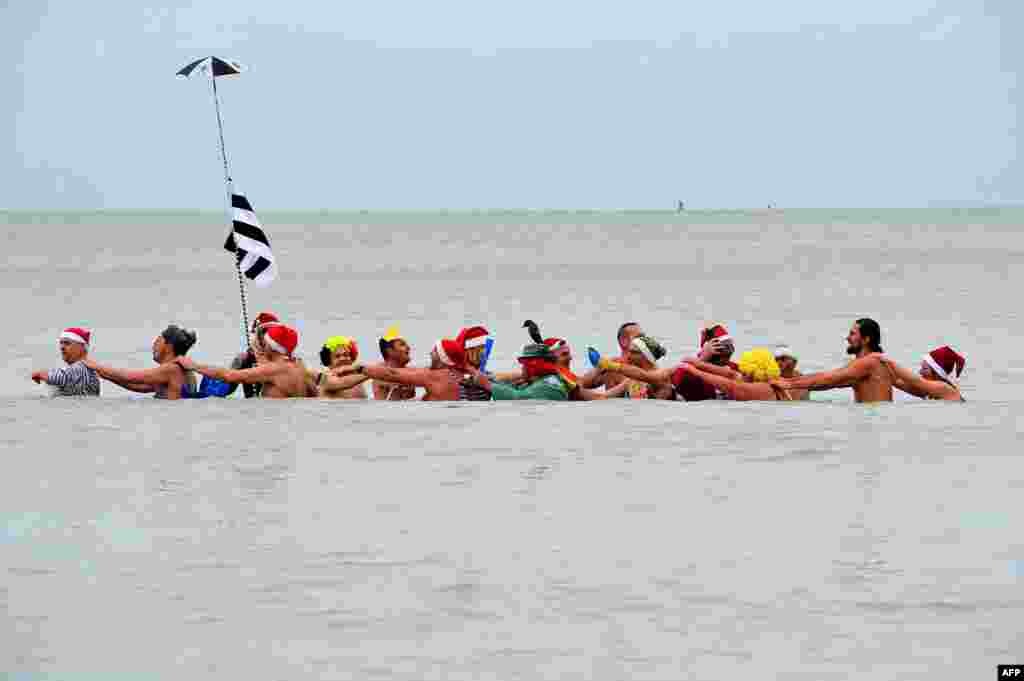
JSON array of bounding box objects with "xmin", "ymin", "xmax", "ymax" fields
[
  {"xmin": 31, "ymin": 370, "xmax": 47, "ymax": 384},
  {"xmin": 175, "ymin": 356, "xmax": 196, "ymax": 371},
  {"xmin": 698, "ymin": 338, "xmax": 727, "ymax": 361},
  {"xmin": 82, "ymin": 357, "xmax": 99, "ymax": 371}
]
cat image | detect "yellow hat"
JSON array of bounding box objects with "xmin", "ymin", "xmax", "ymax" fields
[{"xmin": 737, "ymin": 348, "xmax": 781, "ymax": 382}]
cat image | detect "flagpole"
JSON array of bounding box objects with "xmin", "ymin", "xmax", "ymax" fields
[{"xmin": 209, "ymin": 69, "xmax": 252, "ymax": 351}]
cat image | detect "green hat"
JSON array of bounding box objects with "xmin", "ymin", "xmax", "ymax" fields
[{"xmin": 518, "ymin": 343, "xmax": 556, "ymax": 360}]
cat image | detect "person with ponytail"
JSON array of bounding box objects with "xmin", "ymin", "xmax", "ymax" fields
[{"xmin": 85, "ymin": 324, "xmax": 198, "ymax": 400}]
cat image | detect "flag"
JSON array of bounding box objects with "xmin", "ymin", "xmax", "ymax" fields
[{"xmin": 224, "ymin": 194, "xmax": 277, "ymax": 287}]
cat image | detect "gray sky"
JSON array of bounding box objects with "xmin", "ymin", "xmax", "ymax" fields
[{"xmin": 3, "ymin": 0, "xmax": 1020, "ymax": 209}]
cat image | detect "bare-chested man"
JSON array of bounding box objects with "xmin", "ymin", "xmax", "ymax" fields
[
  {"xmin": 881, "ymin": 345, "xmax": 965, "ymax": 401},
  {"xmin": 176, "ymin": 324, "xmax": 309, "ymax": 399},
  {"xmin": 86, "ymin": 325, "xmax": 198, "ymax": 400},
  {"xmin": 579, "ymin": 321, "xmax": 644, "ymax": 395},
  {"xmin": 338, "ymin": 336, "xmax": 476, "ymax": 401},
  {"xmin": 373, "ymin": 326, "xmax": 416, "ymax": 401},
  {"xmin": 771, "ymin": 318, "xmax": 893, "ymax": 403}
]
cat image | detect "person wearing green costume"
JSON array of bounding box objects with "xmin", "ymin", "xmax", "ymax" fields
[{"xmin": 463, "ymin": 343, "xmax": 575, "ymax": 401}]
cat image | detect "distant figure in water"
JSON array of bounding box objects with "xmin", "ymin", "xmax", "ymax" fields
[
  {"xmin": 86, "ymin": 325, "xmax": 197, "ymax": 399},
  {"xmin": 677, "ymin": 200, "xmax": 685, "ymax": 212},
  {"xmin": 771, "ymin": 318, "xmax": 893, "ymax": 403},
  {"xmin": 31, "ymin": 326, "xmax": 100, "ymax": 396}
]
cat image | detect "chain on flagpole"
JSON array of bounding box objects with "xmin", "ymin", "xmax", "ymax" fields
[{"xmin": 209, "ymin": 68, "xmax": 252, "ymax": 351}]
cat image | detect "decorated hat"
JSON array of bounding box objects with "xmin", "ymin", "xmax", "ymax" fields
[
  {"xmin": 433, "ymin": 338, "xmax": 465, "ymax": 367},
  {"xmin": 518, "ymin": 343, "xmax": 557, "ymax": 361},
  {"xmin": 630, "ymin": 335, "xmax": 666, "ymax": 363},
  {"xmin": 252, "ymin": 311, "xmax": 279, "ymax": 330},
  {"xmin": 924, "ymin": 345, "xmax": 966, "ymax": 384},
  {"xmin": 378, "ymin": 325, "xmax": 404, "ymax": 357},
  {"xmin": 263, "ymin": 324, "xmax": 298, "ymax": 356},
  {"xmin": 737, "ymin": 348, "xmax": 781, "ymax": 382},
  {"xmin": 700, "ymin": 323, "xmax": 731, "ymax": 347},
  {"xmin": 774, "ymin": 344, "xmax": 798, "ymax": 361},
  {"xmin": 458, "ymin": 325, "xmax": 490, "ymax": 351},
  {"xmin": 60, "ymin": 327, "xmax": 91, "ymax": 348},
  {"xmin": 544, "ymin": 337, "xmax": 569, "ymax": 352},
  {"xmin": 321, "ymin": 335, "xmax": 358, "ymax": 366}
]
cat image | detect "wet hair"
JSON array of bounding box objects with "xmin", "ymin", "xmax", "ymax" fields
[
  {"xmin": 320, "ymin": 346, "xmax": 333, "ymax": 367},
  {"xmin": 617, "ymin": 322, "xmax": 639, "ymax": 344},
  {"xmin": 379, "ymin": 338, "xmax": 395, "ymax": 359},
  {"xmin": 855, "ymin": 318, "xmax": 883, "ymax": 353},
  {"xmin": 161, "ymin": 325, "xmax": 197, "ymax": 356}
]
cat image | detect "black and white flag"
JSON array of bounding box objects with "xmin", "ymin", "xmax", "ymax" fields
[{"xmin": 224, "ymin": 194, "xmax": 277, "ymax": 287}]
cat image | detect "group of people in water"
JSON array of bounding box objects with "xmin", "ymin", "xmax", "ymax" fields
[{"xmin": 31, "ymin": 315, "xmax": 967, "ymax": 403}]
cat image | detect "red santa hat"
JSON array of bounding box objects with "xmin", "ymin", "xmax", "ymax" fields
[
  {"xmin": 262, "ymin": 324, "xmax": 298, "ymax": 356},
  {"xmin": 457, "ymin": 325, "xmax": 490, "ymax": 351},
  {"xmin": 252, "ymin": 311, "xmax": 279, "ymax": 330},
  {"xmin": 700, "ymin": 323, "xmax": 731, "ymax": 347},
  {"xmin": 60, "ymin": 327, "xmax": 91, "ymax": 348},
  {"xmin": 923, "ymin": 345, "xmax": 966, "ymax": 385},
  {"xmin": 433, "ymin": 338, "xmax": 465, "ymax": 367}
]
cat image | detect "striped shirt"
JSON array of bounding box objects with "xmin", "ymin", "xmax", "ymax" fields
[{"xmin": 47, "ymin": 361, "xmax": 100, "ymax": 396}]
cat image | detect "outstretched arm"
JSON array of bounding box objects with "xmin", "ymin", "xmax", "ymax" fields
[
  {"xmin": 354, "ymin": 364, "xmax": 440, "ymax": 389},
  {"xmin": 685, "ymin": 365, "xmax": 785, "ymax": 401},
  {"xmin": 177, "ymin": 357, "xmax": 281, "ymax": 385},
  {"xmin": 597, "ymin": 360, "xmax": 675, "ymax": 386},
  {"xmin": 576, "ymin": 381, "xmax": 629, "ymax": 400},
  {"xmin": 683, "ymin": 358, "xmax": 742, "ymax": 380},
  {"xmin": 880, "ymin": 358, "xmax": 960, "ymax": 400},
  {"xmin": 86, "ymin": 359, "xmax": 172, "ymax": 387},
  {"xmin": 775, "ymin": 357, "xmax": 876, "ymax": 391},
  {"xmin": 321, "ymin": 370, "xmax": 372, "ymax": 392}
]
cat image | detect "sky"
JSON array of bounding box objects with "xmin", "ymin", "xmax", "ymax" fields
[{"xmin": 2, "ymin": 0, "xmax": 1020, "ymax": 209}]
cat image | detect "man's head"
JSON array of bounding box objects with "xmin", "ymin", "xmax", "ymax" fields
[
  {"xmin": 617, "ymin": 322, "xmax": 642, "ymax": 353},
  {"xmin": 921, "ymin": 346, "xmax": 966, "ymax": 384},
  {"xmin": 58, "ymin": 327, "xmax": 91, "ymax": 364},
  {"xmin": 847, "ymin": 318, "xmax": 883, "ymax": 355},
  {"xmin": 518, "ymin": 343, "xmax": 558, "ymax": 379},
  {"xmin": 431, "ymin": 338, "xmax": 464, "ymax": 370},
  {"xmin": 628, "ymin": 335, "xmax": 666, "ymax": 370},
  {"xmin": 251, "ymin": 312, "xmax": 279, "ymax": 334},
  {"xmin": 320, "ymin": 336, "xmax": 358, "ymax": 368},
  {"xmin": 459, "ymin": 326, "xmax": 491, "ymax": 369},
  {"xmin": 154, "ymin": 324, "xmax": 197, "ymax": 361},
  {"xmin": 700, "ymin": 324, "xmax": 735, "ymax": 365},
  {"xmin": 260, "ymin": 324, "xmax": 298, "ymax": 358},
  {"xmin": 378, "ymin": 325, "xmax": 410, "ymax": 366},
  {"xmin": 774, "ymin": 345, "xmax": 798, "ymax": 377}
]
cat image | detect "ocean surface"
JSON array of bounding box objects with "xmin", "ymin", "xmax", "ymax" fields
[{"xmin": 2, "ymin": 208, "xmax": 1022, "ymax": 679}]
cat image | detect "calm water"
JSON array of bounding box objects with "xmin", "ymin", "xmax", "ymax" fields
[{"xmin": 2, "ymin": 209, "xmax": 1023, "ymax": 679}]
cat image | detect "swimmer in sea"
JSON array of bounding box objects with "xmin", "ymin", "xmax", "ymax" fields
[
  {"xmin": 774, "ymin": 345, "xmax": 809, "ymax": 400},
  {"xmin": 372, "ymin": 326, "xmax": 417, "ymax": 401},
  {"xmin": 229, "ymin": 311, "xmax": 280, "ymax": 398},
  {"xmin": 31, "ymin": 327, "xmax": 100, "ymax": 396},
  {"xmin": 176, "ymin": 324, "xmax": 308, "ymax": 399},
  {"xmin": 881, "ymin": 345, "xmax": 966, "ymax": 401},
  {"xmin": 463, "ymin": 342, "xmax": 576, "ymax": 401},
  {"xmin": 85, "ymin": 325, "xmax": 198, "ymax": 400},
  {"xmin": 338, "ymin": 334, "xmax": 476, "ymax": 401},
  {"xmin": 578, "ymin": 321, "xmax": 645, "ymax": 396},
  {"xmin": 489, "ymin": 321, "xmax": 626, "ymax": 400},
  {"xmin": 312, "ymin": 336, "xmax": 368, "ymax": 399},
  {"xmin": 623, "ymin": 335, "xmax": 675, "ymax": 400},
  {"xmin": 770, "ymin": 318, "xmax": 893, "ymax": 403}
]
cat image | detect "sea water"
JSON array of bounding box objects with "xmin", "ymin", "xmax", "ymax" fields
[{"xmin": 2, "ymin": 209, "xmax": 1022, "ymax": 679}]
